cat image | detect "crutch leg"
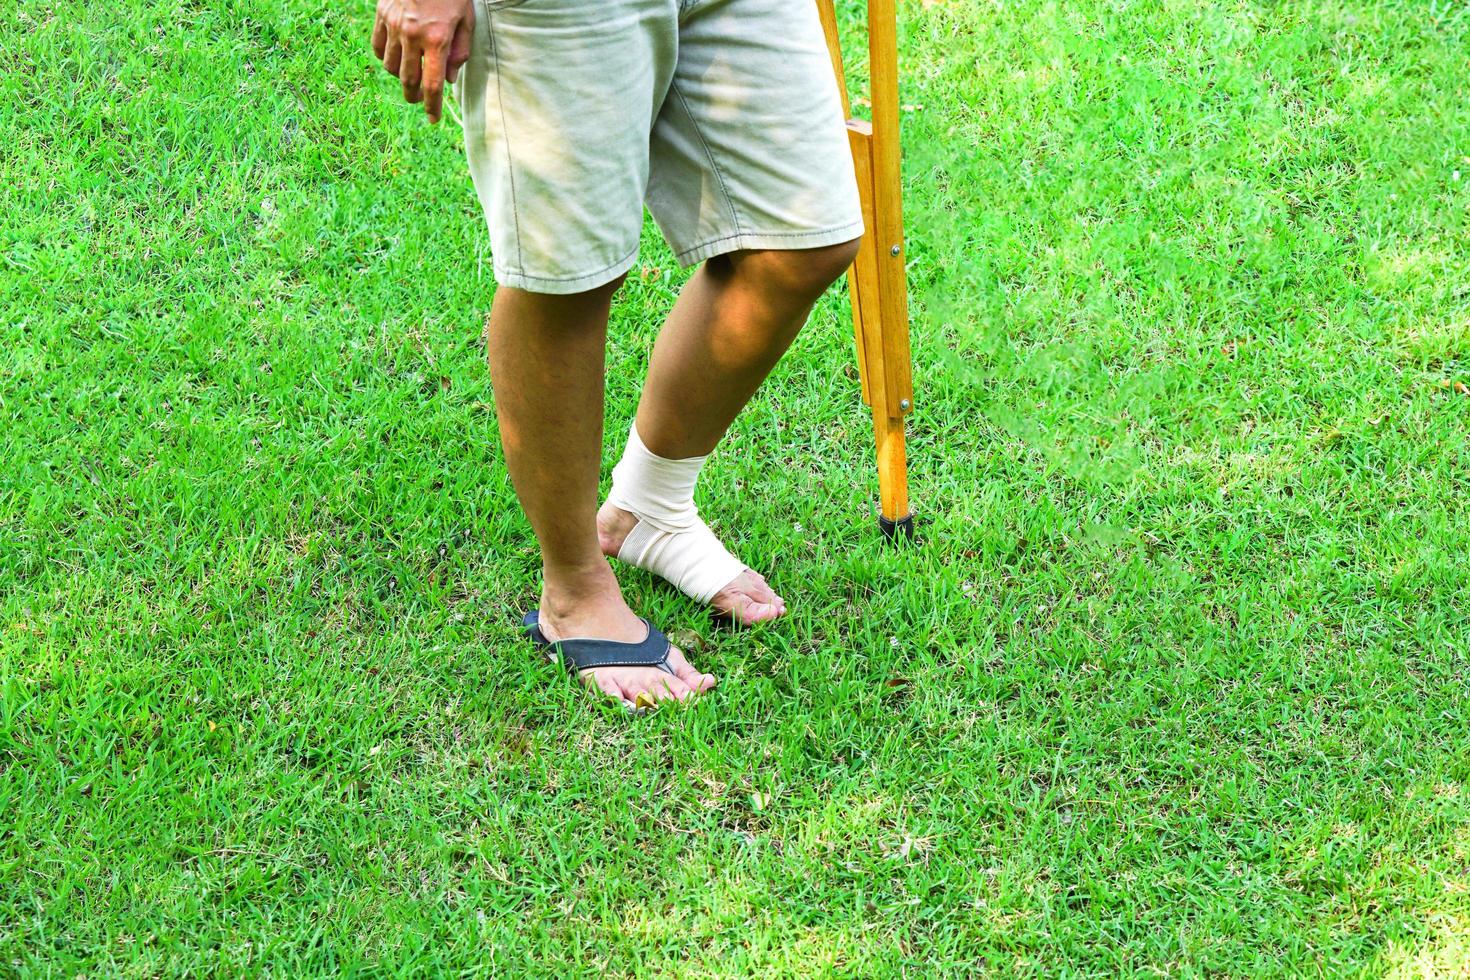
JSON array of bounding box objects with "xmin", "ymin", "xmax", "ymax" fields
[
  {"xmin": 864, "ymin": 0, "xmax": 914, "ymax": 537},
  {"xmin": 819, "ymin": 0, "xmax": 915, "ymax": 539},
  {"xmin": 847, "ymin": 121, "xmax": 914, "ymax": 538}
]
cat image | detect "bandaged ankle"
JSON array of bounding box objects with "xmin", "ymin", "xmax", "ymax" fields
[{"xmin": 606, "ymin": 424, "xmax": 746, "ymax": 604}]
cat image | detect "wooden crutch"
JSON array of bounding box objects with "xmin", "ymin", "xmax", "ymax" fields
[{"xmin": 817, "ymin": 0, "xmax": 916, "ymax": 541}]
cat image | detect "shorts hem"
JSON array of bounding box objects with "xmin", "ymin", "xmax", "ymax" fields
[
  {"xmin": 672, "ymin": 219, "xmax": 866, "ymax": 269},
  {"xmin": 493, "ymin": 248, "xmax": 640, "ymax": 295}
]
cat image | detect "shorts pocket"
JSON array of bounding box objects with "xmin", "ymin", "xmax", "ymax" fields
[{"xmin": 479, "ymin": 0, "xmax": 528, "ymax": 9}]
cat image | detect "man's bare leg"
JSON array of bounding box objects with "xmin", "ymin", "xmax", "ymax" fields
[
  {"xmin": 598, "ymin": 240, "xmax": 862, "ymax": 623},
  {"xmin": 487, "ymin": 278, "xmax": 715, "ymax": 705}
]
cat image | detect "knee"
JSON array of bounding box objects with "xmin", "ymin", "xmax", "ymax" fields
[
  {"xmin": 731, "ymin": 236, "xmax": 862, "ymax": 300},
  {"xmin": 811, "ymin": 236, "xmax": 864, "ymax": 285},
  {"xmin": 486, "ymin": 272, "xmax": 629, "ymax": 355}
]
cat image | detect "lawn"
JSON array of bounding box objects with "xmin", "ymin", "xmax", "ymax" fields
[{"xmin": 4, "ymin": 0, "xmax": 1470, "ymax": 974}]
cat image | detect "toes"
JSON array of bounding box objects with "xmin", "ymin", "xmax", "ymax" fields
[
  {"xmin": 675, "ymin": 662, "xmax": 717, "ymax": 693},
  {"xmin": 731, "ymin": 571, "xmax": 781, "ymax": 607},
  {"xmin": 720, "ymin": 592, "xmax": 787, "ymax": 626},
  {"xmin": 746, "ymin": 601, "xmax": 786, "ymax": 624},
  {"xmin": 742, "ymin": 570, "xmax": 781, "ymax": 604},
  {"xmin": 615, "ymin": 670, "xmax": 697, "ymax": 707},
  {"xmin": 624, "ymin": 674, "xmax": 692, "ymax": 704},
  {"xmin": 578, "ymin": 660, "xmax": 715, "ymax": 710},
  {"xmin": 587, "ymin": 671, "xmax": 635, "ymax": 710},
  {"xmin": 712, "ymin": 571, "xmax": 788, "ymax": 625},
  {"xmin": 656, "ymin": 675, "xmax": 696, "ymax": 702},
  {"xmin": 666, "ymin": 647, "xmax": 718, "ymax": 693}
]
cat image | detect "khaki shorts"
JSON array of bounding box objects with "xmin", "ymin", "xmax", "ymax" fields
[{"xmin": 454, "ymin": 0, "xmax": 865, "ymax": 294}]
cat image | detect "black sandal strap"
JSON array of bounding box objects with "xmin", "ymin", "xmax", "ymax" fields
[{"xmin": 521, "ymin": 610, "xmax": 675, "ymax": 676}]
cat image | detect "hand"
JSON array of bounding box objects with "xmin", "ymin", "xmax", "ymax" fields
[{"xmin": 371, "ymin": 0, "xmax": 474, "ymax": 124}]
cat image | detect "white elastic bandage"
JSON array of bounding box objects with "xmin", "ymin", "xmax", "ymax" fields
[{"xmin": 606, "ymin": 425, "xmax": 745, "ymax": 604}]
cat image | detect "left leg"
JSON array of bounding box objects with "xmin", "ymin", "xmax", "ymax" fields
[
  {"xmin": 599, "ymin": 0, "xmax": 865, "ymax": 624},
  {"xmin": 598, "ymin": 238, "xmax": 859, "ymax": 623},
  {"xmin": 631, "ymin": 241, "xmax": 861, "ymax": 458}
]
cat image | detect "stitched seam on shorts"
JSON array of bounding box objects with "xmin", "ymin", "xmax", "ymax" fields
[
  {"xmin": 670, "ymin": 80, "xmax": 744, "ymax": 238},
  {"xmin": 500, "ymin": 245, "xmax": 640, "ymax": 284},
  {"xmin": 488, "ymin": 10, "xmax": 524, "ymax": 275},
  {"xmin": 673, "ymin": 220, "xmax": 865, "ymax": 262}
]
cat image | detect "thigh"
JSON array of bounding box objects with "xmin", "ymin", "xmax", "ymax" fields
[
  {"xmin": 645, "ymin": 0, "xmax": 864, "ymax": 269},
  {"xmin": 456, "ymin": 0, "xmax": 679, "ymax": 294}
]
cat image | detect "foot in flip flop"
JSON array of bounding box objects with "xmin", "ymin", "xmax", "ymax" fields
[
  {"xmin": 525, "ymin": 592, "xmax": 716, "ymax": 711},
  {"xmin": 597, "ymin": 501, "xmax": 786, "ymax": 625}
]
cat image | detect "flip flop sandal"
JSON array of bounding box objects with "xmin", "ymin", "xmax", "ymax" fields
[{"xmin": 522, "ymin": 609, "xmax": 677, "ymax": 713}]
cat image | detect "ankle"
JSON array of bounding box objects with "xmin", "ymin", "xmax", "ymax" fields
[
  {"xmin": 540, "ymin": 560, "xmax": 621, "ymax": 615},
  {"xmin": 606, "ymin": 423, "xmax": 704, "ymax": 530},
  {"xmin": 596, "ymin": 500, "xmax": 638, "ymax": 554}
]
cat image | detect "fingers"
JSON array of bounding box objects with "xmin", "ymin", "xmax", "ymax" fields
[
  {"xmin": 383, "ymin": 31, "xmax": 404, "ymax": 79},
  {"xmin": 400, "ymin": 36, "xmax": 424, "ymax": 104},
  {"xmin": 421, "ymin": 43, "xmax": 448, "ymax": 123},
  {"xmin": 374, "ymin": 1, "xmax": 469, "ymax": 122},
  {"xmin": 371, "ymin": 11, "xmax": 388, "ymax": 61},
  {"xmin": 447, "ymin": 12, "xmax": 472, "ymax": 84}
]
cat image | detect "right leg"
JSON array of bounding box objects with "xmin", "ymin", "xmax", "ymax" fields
[
  {"xmin": 486, "ymin": 279, "xmax": 714, "ymax": 705},
  {"xmin": 597, "ymin": 241, "xmax": 860, "ymax": 625},
  {"xmin": 456, "ymin": 0, "xmax": 709, "ymax": 705}
]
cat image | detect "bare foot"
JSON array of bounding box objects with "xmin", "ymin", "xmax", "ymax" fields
[
  {"xmin": 539, "ymin": 569, "xmax": 716, "ymax": 710},
  {"xmin": 596, "ymin": 501, "xmax": 787, "ymax": 625}
]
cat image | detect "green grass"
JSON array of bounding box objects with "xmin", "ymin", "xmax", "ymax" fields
[{"xmin": 4, "ymin": 0, "xmax": 1470, "ymax": 974}]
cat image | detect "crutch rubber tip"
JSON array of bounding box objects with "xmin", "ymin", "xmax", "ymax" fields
[{"xmin": 878, "ymin": 513, "xmax": 916, "ymax": 544}]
